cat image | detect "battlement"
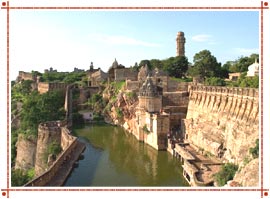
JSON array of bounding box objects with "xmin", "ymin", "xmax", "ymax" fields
[
  {"xmin": 17, "ymin": 71, "xmax": 37, "ymax": 82},
  {"xmin": 38, "ymin": 121, "xmax": 66, "ymax": 131},
  {"xmin": 189, "ymin": 85, "xmax": 259, "ymax": 98}
]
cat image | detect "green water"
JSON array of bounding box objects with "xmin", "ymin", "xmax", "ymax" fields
[{"xmin": 64, "ymin": 123, "xmax": 189, "ymax": 187}]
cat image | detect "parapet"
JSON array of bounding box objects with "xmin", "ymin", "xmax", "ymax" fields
[
  {"xmin": 188, "ymin": 85, "xmax": 259, "ymax": 98},
  {"xmin": 38, "ymin": 121, "xmax": 66, "ymax": 131}
]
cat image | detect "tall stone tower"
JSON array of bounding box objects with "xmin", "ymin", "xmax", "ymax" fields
[{"xmin": 176, "ymin": 31, "xmax": 185, "ymax": 56}]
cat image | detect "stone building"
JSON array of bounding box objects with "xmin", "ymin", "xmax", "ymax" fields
[
  {"xmin": 131, "ymin": 68, "xmax": 189, "ymax": 150},
  {"xmin": 16, "ymin": 71, "xmax": 37, "ymax": 82},
  {"xmin": 73, "ymin": 67, "xmax": 85, "ymax": 73},
  {"xmin": 228, "ymin": 72, "xmax": 241, "ymax": 81},
  {"xmin": 135, "ymin": 76, "xmax": 169, "ymax": 150},
  {"xmin": 44, "ymin": 67, "xmax": 57, "ymax": 73},
  {"xmin": 88, "ymin": 68, "xmax": 108, "ymax": 86},
  {"xmin": 176, "ymin": 31, "xmax": 186, "ymax": 56},
  {"xmin": 138, "ymin": 76, "xmax": 162, "ymax": 113},
  {"xmin": 108, "ymin": 58, "xmax": 125, "ymax": 81},
  {"xmin": 108, "ymin": 58, "xmax": 138, "ymax": 82}
]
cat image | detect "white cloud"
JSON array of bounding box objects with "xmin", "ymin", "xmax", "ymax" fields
[
  {"xmin": 192, "ymin": 34, "xmax": 212, "ymax": 42},
  {"xmin": 234, "ymin": 48, "xmax": 259, "ymax": 55},
  {"xmin": 89, "ymin": 34, "xmax": 161, "ymax": 47}
]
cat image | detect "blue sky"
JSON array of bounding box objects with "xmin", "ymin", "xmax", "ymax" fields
[{"xmin": 10, "ymin": 11, "xmax": 259, "ymax": 80}]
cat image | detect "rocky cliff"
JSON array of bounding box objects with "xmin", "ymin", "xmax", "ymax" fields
[
  {"xmin": 104, "ymin": 87, "xmax": 138, "ymax": 130},
  {"xmin": 231, "ymin": 158, "xmax": 259, "ymax": 186}
]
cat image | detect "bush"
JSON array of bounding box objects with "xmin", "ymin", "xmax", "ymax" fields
[
  {"xmin": 115, "ymin": 108, "xmax": 123, "ymax": 119},
  {"xmin": 11, "ymin": 168, "xmax": 35, "ymax": 186},
  {"xmin": 214, "ymin": 163, "xmax": 238, "ymax": 186},
  {"xmin": 142, "ymin": 124, "xmax": 151, "ymax": 134},
  {"xmin": 126, "ymin": 91, "xmax": 137, "ymax": 100},
  {"xmin": 249, "ymin": 139, "xmax": 259, "ymax": 158},
  {"xmin": 205, "ymin": 77, "xmax": 225, "ymax": 86},
  {"xmin": 48, "ymin": 141, "xmax": 62, "ymax": 156}
]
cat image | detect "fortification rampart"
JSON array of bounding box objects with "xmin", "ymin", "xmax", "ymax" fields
[
  {"xmin": 34, "ymin": 121, "xmax": 63, "ymax": 176},
  {"xmin": 25, "ymin": 83, "xmax": 85, "ymax": 186},
  {"xmin": 184, "ymin": 85, "xmax": 259, "ymax": 164},
  {"xmin": 17, "ymin": 71, "xmax": 36, "ymax": 82},
  {"xmin": 187, "ymin": 85, "xmax": 259, "ymax": 122},
  {"xmin": 25, "ymin": 129, "xmax": 78, "ymax": 186},
  {"xmin": 38, "ymin": 82, "xmax": 68, "ymax": 94}
]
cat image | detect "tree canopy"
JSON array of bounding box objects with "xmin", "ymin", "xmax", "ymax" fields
[
  {"xmin": 137, "ymin": 56, "xmax": 188, "ymax": 78},
  {"xmin": 20, "ymin": 91, "xmax": 66, "ymax": 136},
  {"xmin": 163, "ymin": 56, "xmax": 189, "ymax": 78},
  {"xmin": 188, "ymin": 50, "xmax": 224, "ymax": 79},
  {"xmin": 223, "ymin": 53, "xmax": 259, "ymax": 73}
]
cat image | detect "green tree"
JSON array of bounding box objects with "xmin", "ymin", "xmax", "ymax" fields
[
  {"xmin": 20, "ymin": 91, "xmax": 65, "ymax": 136},
  {"xmin": 235, "ymin": 73, "xmax": 259, "ymax": 88},
  {"xmin": 41, "ymin": 72, "xmax": 67, "ymax": 82},
  {"xmin": 31, "ymin": 70, "xmax": 42, "ymax": 77},
  {"xmin": 188, "ymin": 50, "xmax": 222, "ymax": 79},
  {"xmin": 163, "ymin": 56, "xmax": 188, "ymax": 78},
  {"xmin": 63, "ymin": 72, "xmax": 85, "ymax": 83},
  {"xmin": 227, "ymin": 54, "xmax": 259, "ymax": 73},
  {"xmin": 150, "ymin": 59, "xmax": 164, "ymax": 69},
  {"xmin": 139, "ymin": 60, "xmax": 153, "ymax": 70}
]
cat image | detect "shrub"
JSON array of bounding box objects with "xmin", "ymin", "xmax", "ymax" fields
[
  {"xmin": 142, "ymin": 124, "xmax": 151, "ymax": 134},
  {"xmin": 115, "ymin": 108, "xmax": 123, "ymax": 119},
  {"xmin": 249, "ymin": 139, "xmax": 259, "ymax": 158},
  {"xmin": 126, "ymin": 91, "xmax": 137, "ymax": 100},
  {"xmin": 205, "ymin": 77, "xmax": 225, "ymax": 86},
  {"xmin": 11, "ymin": 168, "xmax": 35, "ymax": 186},
  {"xmin": 214, "ymin": 163, "xmax": 238, "ymax": 186},
  {"xmin": 48, "ymin": 141, "xmax": 62, "ymax": 156}
]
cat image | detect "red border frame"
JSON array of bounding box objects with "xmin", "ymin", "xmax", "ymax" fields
[{"xmin": 1, "ymin": 1, "xmax": 269, "ymax": 198}]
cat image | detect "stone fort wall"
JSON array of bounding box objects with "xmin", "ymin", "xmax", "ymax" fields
[
  {"xmin": 38, "ymin": 82, "xmax": 68, "ymax": 94},
  {"xmin": 184, "ymin": 85, "xmax": 259, "ymax": 164},
  {"xmin": 24, "ymin": 83, "xmax": 84, "ymax": 186},
  {"xmin": 17, "ymin": 71, "xmax": 36, "ymax": 82},
  {"xmin": 163, "ymin": 91, "xmax": 189, "ymax": 107},
  {"xmin": 115, "ymin": 68, "xmax": 138, "ymax": 81},
  {"xmin": 25, "ymin": 125, "xmax": 78, "ymax": 186}
]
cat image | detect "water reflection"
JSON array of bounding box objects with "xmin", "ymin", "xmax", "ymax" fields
[{"xmin": 64, "ymin": 124, "xmax": 189, "ymax": 187}]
